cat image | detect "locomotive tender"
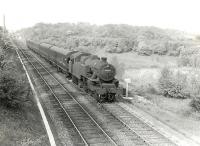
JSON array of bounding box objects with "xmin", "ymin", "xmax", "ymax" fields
[{"xmin": 26, "ymin": 40, "xmax": 121, "ymax": 102}]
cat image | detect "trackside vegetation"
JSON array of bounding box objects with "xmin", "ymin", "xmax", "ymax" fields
[
  {"xmin": 0, "ymin": 30, "xmax": 30, "ymax": 108},
  {"xmin": 0, "ymin": 27, "xmax": 49, "ymax": 145}
]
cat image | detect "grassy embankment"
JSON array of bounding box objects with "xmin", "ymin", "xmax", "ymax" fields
[{"xmin": 0, "ymin": 38, "xmax": 49, "ymax": 145}]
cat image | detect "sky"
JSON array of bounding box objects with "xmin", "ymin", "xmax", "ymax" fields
[{"xmin": 0, "ymin": 0, "xmax": 200, "ymax": 34}]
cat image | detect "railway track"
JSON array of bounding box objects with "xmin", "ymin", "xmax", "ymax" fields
[
  {"xmin": 103, "ymin": 103, "xmax": 177, "ymax": 146},
  {"xmin": 67, "ymin": 77, "xmax": 177, "ymax": 146},
  {"xmin": 16, "ymin": 45, "xmax": 154, "ymax": 146},
  {"xmin": 65, "ymin": 83, "xmax": 177, "ymax": 146},
  {"xmin": 17, "ymin": 48, "xmax": 116, "ymax": 145},
  {"xmin": 14, "ymin": 40, "xmax": 178, "ymax": 146},
  {"xmin": 29, "ymin": 48, "xmax": 177, "ymax": 146},
  {"xmin": 68, "ymin": 82, "xmax": 178, "ymax": 146}
]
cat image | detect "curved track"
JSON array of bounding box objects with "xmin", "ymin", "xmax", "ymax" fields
[
  {"xmin": 15, "ymin": 41, "xmax": 177, "ymax": 146},
  {"xmin": 16, "ymin": 46, "xmax": 153, "ymax": 146},
  {"xmin": 17, "ymin": 48, "xmax": 117, "ymax": 146}
]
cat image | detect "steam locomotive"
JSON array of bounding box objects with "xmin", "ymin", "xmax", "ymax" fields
[{"xmin": 26, "ymin": 40, "xmax": 121, "ymax": 102}]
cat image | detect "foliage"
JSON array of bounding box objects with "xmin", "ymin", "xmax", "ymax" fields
[
  {"xmin": 190, "ymin": 97, "xmax": 200, "ymax": 112},
  {"xmin": 177, "ymin": 56, "xmax": 191, "ymax": 67},
  {"xmin": 178, "ymin": 54, "xmax": 200, "ymax": 68},
  {"xmin": 17, "ymin": 23, "xmax": 195, "ymax": 56},
  {"xmin": 153, "ymin": 43, "xmax": 167, "ymax": 55},
  {"xmin": 0, "ymin": 32, "xmax": 30, "ymax": 108},
  {"xmin": 137, "ymin": 46, "xmax": 153, "ymax": 56},
  {"xmin": 0, "ymin": 54, "xmax": 6, "ymax": 69},
  {"xmin": 0, "ymin": 71, "xmax": 29, "ymax": 108},
  {"xmin": 158, "ymin": 67, "xmax": 189, "ymax": 99},
  {"xmin": 106, "ymin": 39, "xmax": 133, "ymax": 53},
  {"xmin": 181, "ymin": 46, "xmax": 200, "ymax": 56},
  {"xmin": 178, "ymin": 45, "xmax": 200, "ymax": 68}
]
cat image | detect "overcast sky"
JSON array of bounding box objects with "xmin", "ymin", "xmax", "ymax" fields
[{"xmin": 0, "ymin": 0, "xmax": 199, "ymax": 34}]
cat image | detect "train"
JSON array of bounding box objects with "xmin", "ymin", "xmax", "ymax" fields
[{"xmin": 26, "ymin": 40, "xmax": 122, "ymax": 102}]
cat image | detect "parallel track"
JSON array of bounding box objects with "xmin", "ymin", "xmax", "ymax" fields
[
  {"xmin": 103, "ymin": 103, "xmax": 177, "ymax": 146},
  {"xmin": 16, "ymin": 41, "xmax": 177, "ymax": 146},
  {"xmin": 65, "ymin": 79, "xmax": 177, "ymax": 146},
  {"xmin": 30, "ymin": 48, "xmax": 178, "ymax": 146},
  {"xmin": 17, "ymin": 48, "xmax": 117, "ymax": 146},
  {"xmin": 16, "ymin": 46, "xmax": 153, "ymax": 146}
]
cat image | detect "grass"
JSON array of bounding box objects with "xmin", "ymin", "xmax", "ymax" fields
[
  {"xmin": 133, "ymin": 94, "xmax": 200, "ymax": 138},
  {"xmin": 0, "ymin": 104, "xmax": 49, "ymax": 146},
  {"xmin": 144, "ymin": 94, "xmax": 193, "ymax": 115}
]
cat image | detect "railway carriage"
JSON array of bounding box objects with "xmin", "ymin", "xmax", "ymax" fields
[
  {"xmin": 26, "ymin": 40, "xmax": 39, "ymax": 53},
  {"xmin": 26, "ymin": 40, "xmax": 122, "ymax": 102},
  {"xmin": 44, "ymin": 45, "xmax": 69, "ymax": 72}
]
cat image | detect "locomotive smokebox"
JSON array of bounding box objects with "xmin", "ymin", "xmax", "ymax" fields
[{"xmin": 101, "ymin": 57, "xmax": 107, "ymax": 63}]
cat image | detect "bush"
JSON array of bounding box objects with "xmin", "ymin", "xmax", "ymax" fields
[
  {"xmin": 190, "ymin": 97, "xmax": 200, "ymax": 112},
  {"xmin": 153, "ymin": 44, "xmax": 167, "ymax": 55},
  {"xmin": 0, "ymin": 71, "xmax": 30, "ymax": 108},
  {"xmin": 158, "ymin": 67, "xmax": 189, "ymax": 99},
  {"xmin": 137, "ymin": 47, "xmax": 153, "ymax": 56},
  {"xmin": 168, "ymin": 50, "xmax": 180, "ymax": 56},
  {"xmin": 177, "ymin": 56, "xmax": 191, "ymax": 67}
]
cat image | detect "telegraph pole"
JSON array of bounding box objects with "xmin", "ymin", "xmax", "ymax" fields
[{"xmin": 3, "ymin": 14, "xmax": 6, "ymax": 35}]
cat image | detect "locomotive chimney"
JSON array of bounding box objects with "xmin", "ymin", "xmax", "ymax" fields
[{"xmin": 101, "ymin": 57, "xmax": 107, "ymax": 63}]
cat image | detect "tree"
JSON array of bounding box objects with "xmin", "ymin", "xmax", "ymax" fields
[{"xmin": 159, "ymin": 67, "xmax": 189, "ymax": 98}]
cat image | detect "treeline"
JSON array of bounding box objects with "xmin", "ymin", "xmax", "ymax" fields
[{"xmin": 18, "ymin": 23, "xmax": 197, "ymax": 56}]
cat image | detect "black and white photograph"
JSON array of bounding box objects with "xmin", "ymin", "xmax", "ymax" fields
[{"xmin": 0, "ymin": 0, "xmax": 200, "ymax": 145}]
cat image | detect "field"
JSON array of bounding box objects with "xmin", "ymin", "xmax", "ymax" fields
[
  {"xmin": 95, "ymin": 49, "xmax": 177, "ymax": 81},
  {"xmin": 96, "ymin": 50, "xmax": 178, "ymax": 69}
]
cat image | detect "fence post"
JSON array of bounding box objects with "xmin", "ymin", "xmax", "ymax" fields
[{"xmin": 124, "ymin": 78, "xmax": 131, "ymax": 98}]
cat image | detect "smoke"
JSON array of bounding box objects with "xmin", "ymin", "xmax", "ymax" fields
[{"xmin": 110, "ymin": 56, "xmax": 125, "ymax": 81}]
